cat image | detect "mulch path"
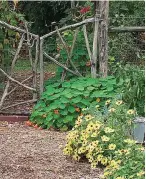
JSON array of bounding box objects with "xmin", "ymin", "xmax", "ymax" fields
[{"xmin": 0, "ymin": 122, "xmax": 103, "ymax": 179}]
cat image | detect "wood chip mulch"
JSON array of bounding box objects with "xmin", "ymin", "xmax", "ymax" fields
[{"xmin": 0, "ymin": 122, "xmax": 103, "ymax": 179}]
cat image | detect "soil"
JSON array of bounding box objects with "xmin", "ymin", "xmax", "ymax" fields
[{"xmin": 0, "ymin": 122, "xmax": 103, "ymax": 179}]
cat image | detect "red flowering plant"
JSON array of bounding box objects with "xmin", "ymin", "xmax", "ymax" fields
[{"xmin": 80, "ymin": 6, "xmax": 91, "ymax": 14}]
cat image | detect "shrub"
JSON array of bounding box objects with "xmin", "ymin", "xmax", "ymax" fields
[
  {"xmin": 112, "ymin": 64, "xmax": 145, "ymax": 116},
  {"xmin": 30, "ymin": 76, "xmax": 118, "ymax": 130},
  {"xmin": 63, "ymin": 99, "xmax": 137, "ymax": 168}
]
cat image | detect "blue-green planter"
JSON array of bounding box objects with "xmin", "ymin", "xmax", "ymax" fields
[{"xmin": 132, "ymin": 117, "xmax": 145, "ymax": 143}]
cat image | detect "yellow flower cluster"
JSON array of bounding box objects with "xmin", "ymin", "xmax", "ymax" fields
[{"xmin": 75, "ymin": 116, "xmax": 83, "ymax": 127}]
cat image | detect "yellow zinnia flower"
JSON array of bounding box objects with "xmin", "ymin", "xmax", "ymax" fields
[
  {"xmin": 108, "ymin": 144, "xmax": 116, "ymax": 150},
  {"xmin": 104, "ymin": 127, "xmax": 115, "ymax": 133},
  {"xmin": 127, "ymin": 109, "xmax": 135, "ymax": 115},
  {"xmin": 101, "ymin": 135, "xmax": 110, "ymax": 142},
  {"xmin": 116, "ymin": 177, "xmax": 125, "ymax": 179},
  {"xmin": 95, "ymin": 105, "xmax": 100, "ymax": 109},
  {"xmin": 105, "ymin": 100, "xmax": 111, "ymax": 105},
  {"xmin": 85, "ymin": 114, "xmax": 94, "ymax": 121},
  {"xmin": 115, "ymin": 100, "xmax": 123, "ymax": 105},
  {"xmin": 97, "ymin": 154, "xmax": 103, "ymax": 161},
  {"xmin": 101, "ymin": 157, "xmax": 108, "ymax": 165},
  {"xmin": 108, "ymin": 108, "xmax": 116, "ymax": 113}
]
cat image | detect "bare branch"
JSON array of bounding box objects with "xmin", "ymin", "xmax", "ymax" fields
[
  {"xmin": 43, "ymin": 52, "xmax": 80, "ymax": 76},
  {"xmin": 0, "ymin": 20, "xmax": 38, "ymax": 38},
  {"xmin": 40, "ymin": 17, "xmax": 95, "ymax": 40},
  {"xmin": 83, "ymin": 24, "xmax": 92, "ymax": 61},
  {"xmin": 0, "ymin": 99, "xmax": 37, "ymax": 111},
  {"xmin": 56, "ymin": 26, "xmax": 82, "ymax": 77},
  {"xmin": 61, "ymin": 27, "xmax": 79, "ymax": 81},
  {"xmin": 7, "ymin": 75, "xmax": 33, "ymax": 96},
  {"xmin": 0, "ymin": 68, "xmax": 36, "ymax": 91}
]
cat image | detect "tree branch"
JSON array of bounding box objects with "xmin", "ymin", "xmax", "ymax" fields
[
  {"xmin": 43, "ymin": 52, "xmax": 80, "ymax": 76},
  {"xmin": 83, "ymin": 24, "xmax": 92, "ymax": 61},
  {"xmin": 0, "ymin": 20, "xmax": 38, "ymax": 38},
  {"xmin": 0, "ymin": 99, "xmax": 37, "ymax": 111},
  {"xmin": 40, "ymin": 17, "xmax": 95, "ymax": 40},
  {"xmin": 0, "ymin": 68, "xmax": 36, "ymax": 91},
  {"xmin": 56, "ymin": 26, "xmax": 82, "ymax": 77},
  {"xmin": 61, "ymin": 27, "xmax": 79, "ymax": 81},
  {"xmin": 7, "ymin": 75, "xmax": 33, "ymax": 96}
]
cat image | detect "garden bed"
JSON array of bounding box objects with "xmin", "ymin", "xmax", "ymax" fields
[{"xmin": 0, "ymin": 122, "xmax": 103, "ymax": 179}]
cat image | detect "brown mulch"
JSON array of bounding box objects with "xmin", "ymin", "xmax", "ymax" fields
[{"xmin": 0, "ymin": 122, "xmax": 103, "ymax": 179}]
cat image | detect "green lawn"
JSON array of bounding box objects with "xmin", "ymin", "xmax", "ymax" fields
[{"xmin": 14, "ymin": 59, "xmax": 57, "ymax": 72}]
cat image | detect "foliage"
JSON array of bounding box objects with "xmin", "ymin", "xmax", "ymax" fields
[
  {"xmin": 108, "ymin": 1, "xmax": 145, "ymax": 65},
  {"xmin": 103, "ymin": 142, "xmax": 144, "ymax": 179},
  {"xmin": 56, "ymin": 29, "xmax": 92, "ymax": 79},
  {"xmin": 63, "ymin": 100, "xmax": 144, "ymax": 178},
  {"xmin": 30, "ymin": 76, "xmax": 118, "ymax": 130},
  {"xmin": 110, "ymin": 64, "xmax": 145, "ymax": 116},
  {"xmin": 0, "ymin": 1, "xmax": 25, "ymax": 80},
  {"xmin": 18, "ymin": 1, "xmax": 70, "ymax": 35}
]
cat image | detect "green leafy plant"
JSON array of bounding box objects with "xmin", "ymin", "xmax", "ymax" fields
[
  {"xmin": 30, "ymin": 76, "xmax": 118, "ymax": 130},
  {"xmin": 113, "ymin": 64, "xmax": 145, "ymax": 116},
  {"xmin": 56, "ymin": 30, "xmax": 92, "ymax": 79},
  {"xmin": 103, "ymin": 142, "xmax": 144, "ymax": 179}
]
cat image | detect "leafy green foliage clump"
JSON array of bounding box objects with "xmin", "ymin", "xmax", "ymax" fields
[
  {"xmin": 30, "ymin": 76, "xmax": 118, "ymax": 130},
  {"xmin": 114, "ymin": 64, "xmax": 145, "ymax": 116}
]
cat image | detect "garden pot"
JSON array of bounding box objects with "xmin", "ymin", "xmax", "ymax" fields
[{"xmin": 132, "ymin": 117, "xmax": 145, "ymax": 143}]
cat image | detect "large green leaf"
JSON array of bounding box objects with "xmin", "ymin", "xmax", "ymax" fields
[
  {"xmin": 59, "ymin": 103, "xmax": 66, "ymax": 109},
  {"xmin": 72, "ymin": 96, "xmax": 82, "ymax": 103},
  {"xmin": 68, "ymin": 106, "xmax": 75, "ymax": 113},
  {"xmin": 60, "ymin": 109, "xmax": 68, "ymax": 115},
  {"xmin": 46, "ymin": 87, "xmax": 55, "ymax": 95},
  {"xmin": 63, "ymin": 116, "xmax": 73, "ymax": 123}
]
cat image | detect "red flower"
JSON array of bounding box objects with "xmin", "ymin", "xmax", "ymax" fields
[{"xmin": 80, "ymin": 6, "xmax": 90, "ymax": 14}]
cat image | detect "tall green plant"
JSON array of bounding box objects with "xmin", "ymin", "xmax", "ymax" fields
[
  {"xmin": 113, "ymin": 64, "xmax": 145, "ymax": 116},
  {"xmin": 30, "ymin": 76, "xmax": 119, "ymax": 130}
]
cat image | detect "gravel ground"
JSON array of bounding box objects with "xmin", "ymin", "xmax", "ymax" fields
[{"xmin": 0, "ymin": 122, "xmax": 103, "ymax": 179}]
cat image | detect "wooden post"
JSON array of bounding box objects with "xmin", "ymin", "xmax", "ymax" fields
[
  {"xmin": 40, "ymin": 39, "xmax": 44, "ymax": 96},
  {"xmin": 91, "ymin": 1, "xmax": 99, "ymax": 78},
  {"xmin": 99, "ymin": 0, "xmax": 109, "ymax": 77},
  {"xmin": 33, "ymin": 37, "xmax": 39, "ymax": 100}
]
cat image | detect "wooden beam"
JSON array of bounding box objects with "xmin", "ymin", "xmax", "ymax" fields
[{"xmin": 109, "ymin": 26, "xmax": 145, "ymax": 33}]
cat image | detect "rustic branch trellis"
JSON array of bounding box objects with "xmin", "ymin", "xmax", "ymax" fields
[{"xmin": 0, "ymin": 1, "xmax": 145, "ymax": 112}]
